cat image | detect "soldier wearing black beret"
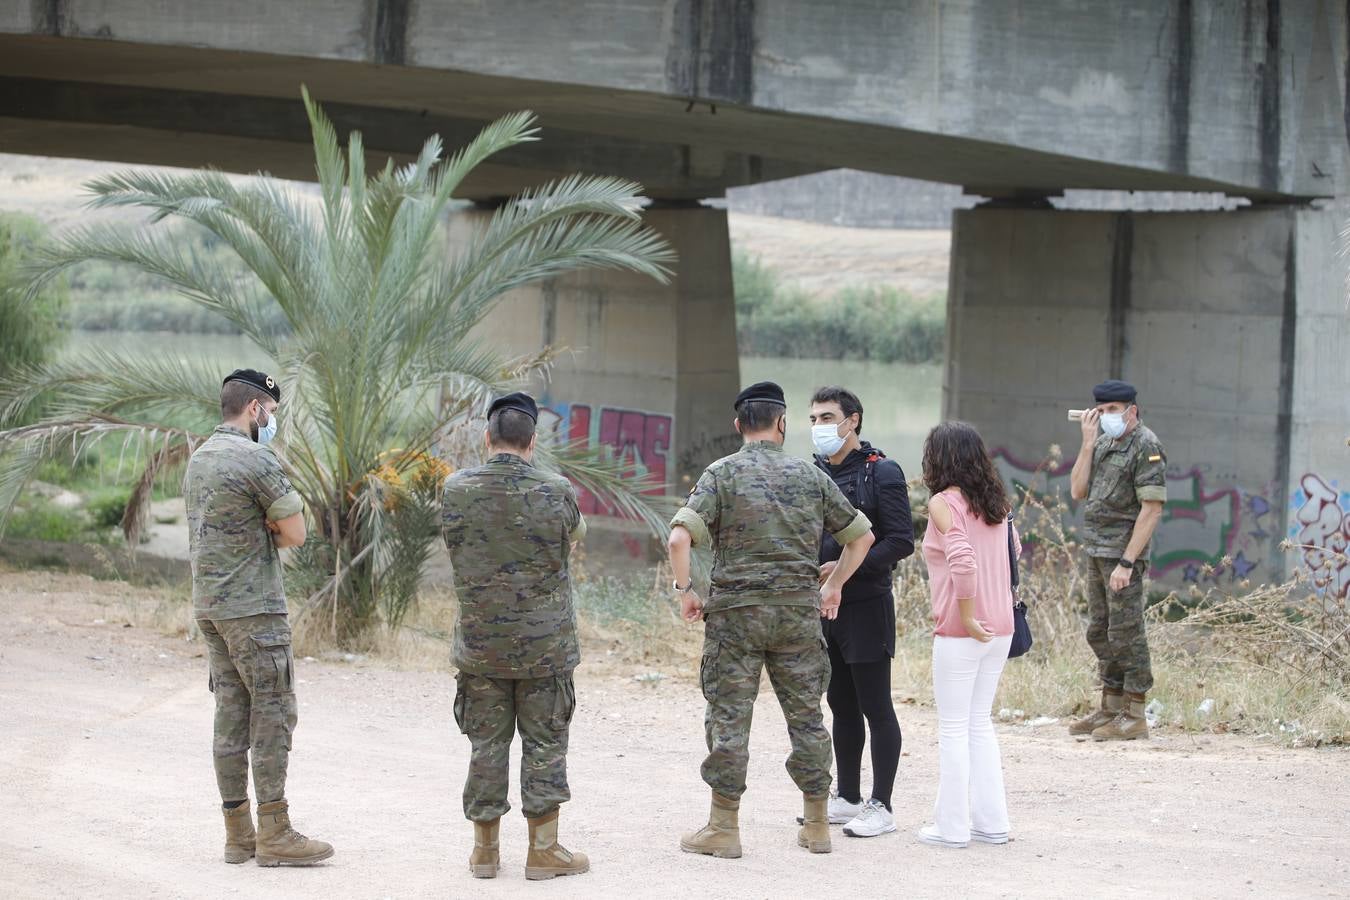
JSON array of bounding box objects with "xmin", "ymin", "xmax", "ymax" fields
[
  {"xmin": 1068, "ymin": 379, "xmax": 1168, "ymax": 742},
  {"xmin": 668, "ymin": 381, "xmax": 876, "ymax": 859},
  {"xmin": 185, "ymin": 368, "xmax": 333, "ymax": 866},
  {"xmin": 441, "ymin": 389, "xmax": 591, "ymax": 880}
]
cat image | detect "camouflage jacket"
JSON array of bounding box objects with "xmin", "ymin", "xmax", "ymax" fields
[
  {"xmin": 1082, "ymin": 423, "xmax": 1168, "ymax": 559},
  {"xmin": 671, "ymin": 440, "xmax": 871, "ymax": 613},
  {"xmin": 441, "ymin": 453, "xmax": 587, "ymax": 678},
  {"xmin": 186, "ymin": 425, "xmax": 305, "ymax": 620}
]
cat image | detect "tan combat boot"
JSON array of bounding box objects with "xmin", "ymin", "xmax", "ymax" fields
[
  {"xmin": 798, "ymin": 793, "xmax": 832, "ymax": 854},
  {"xmin": 470, "ymin": 818, "xmax": 500, "ymax": 879},
  {"xmin": 255, "ymin": 799, "xmax": 335, "ymax": 867},
  {"xmin": 524, "ymin": 810, "xmax": 589, "ymax": 880},
  {"xmin": 1092, "ymin": 692, "xmax": 1150, "ymax": 741},
  {"xmin": 1069, "ymin": 688, "xmax": 1124, "ymax": 735},
  {"xmin": 221, "ymin": 800, "xmax": 255, "ymax": 864},
  {"xmin": 680, "ymin": 792, "xmax": 742, "ymax": 859}
]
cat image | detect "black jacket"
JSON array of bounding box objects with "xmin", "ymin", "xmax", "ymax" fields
[{"xmin": 815, "ymin": 441, "xmax": 916, "ymax": 604}]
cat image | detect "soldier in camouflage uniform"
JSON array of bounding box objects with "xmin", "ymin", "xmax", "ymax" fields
[
  {"xmin": 441, "ymin": 391, "xmax": 589, "ymax": 881},
  {"xmin": 185, "ymin": 368, "xmax": 333, "ymax": 867},
  {"xmin": 1068, "ymin": 380, "xmax": 1168, "ymax": 741},
  {"xmin": 667, "ymin": 382, "xmax": 875, "ymax": 858}
]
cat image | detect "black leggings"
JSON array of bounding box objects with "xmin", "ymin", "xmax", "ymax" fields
[{"xmin": 826, "ymin": 637, "xmax": 902, "ymax": 809}]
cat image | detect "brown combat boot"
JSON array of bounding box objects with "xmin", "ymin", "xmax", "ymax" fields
[
  {"xmin": 1092, "ymin": 692, "xmax": 1150, "ymax": 741},
  {"xmin": 680, "ymin": 792, "xmax": 742, "ymax": 859},
  {"xmin": 1069, "ymin": 688, "xmax": 1124, "ymax": 735},
  {"xmin": 255, "ymin": 799, "xmax": 335, "ymax": 867},
  {"xmin": 470, "ymin": 818, "xmax": 500, "ymax": 879},
  {"xmin": 221, "ymin": 800, "xmax": 255, "ymax": 864},
  {"xmin": 798, "ymin": 793, "xmax": 832, "ymax": 854},
  {"xmin": 524, "ymin": 809, "xmax": 589, "ymax": 880}
]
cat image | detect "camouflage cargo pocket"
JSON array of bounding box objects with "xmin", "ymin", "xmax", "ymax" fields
[
  {"xmin": 699, "ymin": 643, "xmax": 720, "ymax": 702},
  {"xmin": 452, "ymin": 673, "xmax": 469, "ymax": 734},
  {"xmin": 251, "ymin": 632, "xmax": 293, "ymax": 694},
  {"xmin": 550, "ymin": 675, "xmax": 577, "ymax": 730}
]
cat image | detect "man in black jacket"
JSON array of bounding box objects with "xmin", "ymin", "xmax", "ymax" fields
[{"xmin": 809, "ymin": 386, "xmax": 915, "ymax": 838}]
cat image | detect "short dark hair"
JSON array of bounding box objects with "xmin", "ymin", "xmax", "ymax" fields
[
  {"xmin": 488, "ymin": 408, "xmax": 536, "ymax": 450},
  {"xmin": 921, "ymin": 421, "xmax": 1011, "ymax": 526},
  {"xmin": 221, "ymin": 380, "xmax": 271, "ymax": 418},
  {"xmin": 735, "ymin": 399, "xmax": 785, "ymax": 432},
  {"xmin": 810, "ymin": 386, "xmax": 863, "ymax": 436}
]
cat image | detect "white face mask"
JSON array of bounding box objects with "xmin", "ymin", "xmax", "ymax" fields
[
  {"xmin": 255, "ymin": 406, "xmax": 278, "ymax": 446},
  {"xmin": 1100, "ymin": 412, "xmax": 1127, "ymax": 439},
  {"xmin": 812, "ymin": 422, "xmax": 848, "ymax": 457}
]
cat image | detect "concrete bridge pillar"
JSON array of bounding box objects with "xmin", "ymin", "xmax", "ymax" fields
[
  {"xmin": 455, "ymin": 202, "xmax": 742, "ymax": 542},
  {"xmin": 946, "ymin": 205, "xmax": 1350, "ymax": 596}
]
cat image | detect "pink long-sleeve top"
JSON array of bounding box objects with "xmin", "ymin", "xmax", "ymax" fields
[{"xmin": 923, "ymin": 488, "xmax": 1019, "ymax": 638}]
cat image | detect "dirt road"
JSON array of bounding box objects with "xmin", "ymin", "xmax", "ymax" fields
[{"xmin": 1, "ymin": 571, "xmax": 1344, "ymax": 899}]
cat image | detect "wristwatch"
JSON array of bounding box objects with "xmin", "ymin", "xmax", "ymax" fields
[
  {"xmin": 1118, "ymin": 558, "xmax": 1136, "ymax": 569},
  {"xmin": 673, "ymin": 579, "xmax": 692, "ymax": 593}
]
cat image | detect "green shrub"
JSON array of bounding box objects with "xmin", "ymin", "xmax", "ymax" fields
[
  {"xmin": 0, "ymin": 213, "xmax": 67, "ymax": 394},
  {"xmin": 5, "ymin": 505, "xmax": 85, "ymax": 542},
  {"xmin": 732, "ymin": 250, "xmax": 945, "ymax": 364},
  {"xmin": 87, "ymin": 488, "xmax": 129, "ymax": 529}
]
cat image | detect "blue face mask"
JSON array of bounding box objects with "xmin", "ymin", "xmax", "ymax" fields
[{"xmin": 255, "ymin": 406, "xmax": 278, "ymax": 445}]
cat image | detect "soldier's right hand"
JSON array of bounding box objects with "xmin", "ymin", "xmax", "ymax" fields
[
  {"xmin": 1079, "ymin": 408, "xmax": 1101, "ymax": 443},
  {"xmin": 820, "ymin": 583, "xmax": 842, "ymax": 621},
  {"xmin": 680, "ymin": 590, "xmax": 704, "ymax": 623}
]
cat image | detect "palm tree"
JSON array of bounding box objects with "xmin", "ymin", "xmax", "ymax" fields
[{"xmin": 0, "ymin": 87, "xmax": 676, "ymax": 639}]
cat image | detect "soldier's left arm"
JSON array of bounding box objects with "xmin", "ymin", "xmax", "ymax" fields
[
  {"xmin": 1113, "ymin": 440, "xmax": 1168, "ymax": 589},
  {"xmin": 248, "ymin": 449, "xmax": 305, "ymax": 546}
]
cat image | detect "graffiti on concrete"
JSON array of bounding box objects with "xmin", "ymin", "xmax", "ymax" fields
[
  {"xmin": 1288, "ymin": 473, "xmax": 1350, "ymax": 600},
  {"xmin": 549, "ymin": 402, "xmax": 672, "ymax": 516},
  {"xmin": 992, "ymin": 448, "xmax": 1271, "ymax": 583}
]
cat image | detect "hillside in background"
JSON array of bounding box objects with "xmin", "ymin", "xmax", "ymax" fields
[{"xmin": 0, "ymin": 153, "xmax": 951, "ymax": 299}]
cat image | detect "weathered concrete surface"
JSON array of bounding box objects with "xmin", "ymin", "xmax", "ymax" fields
[
  {"xmin": 458, "ymin": 204, "xmax": 741, "ymax": 558},
  {"xmin": 2, "ymin": 1, "xmax": 1348, "ymax": 198},
  {"xmin": 946, "ymin": 206, "xmax": 1350, "ymax": 592}
]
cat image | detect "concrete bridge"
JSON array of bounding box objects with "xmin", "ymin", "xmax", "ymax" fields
[{"xmin": 2, "ymin": 1, "xmax": 1348, "ymax": 590}]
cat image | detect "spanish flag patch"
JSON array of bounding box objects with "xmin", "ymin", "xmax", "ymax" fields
[{"xmin": 1148, "ymin": 454, "xmax": 1162, "ymax": 463}]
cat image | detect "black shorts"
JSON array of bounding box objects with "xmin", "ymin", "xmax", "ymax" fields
[{"xmin": 822, "ymin": 593, "xmax": 895, "ymax": 665}]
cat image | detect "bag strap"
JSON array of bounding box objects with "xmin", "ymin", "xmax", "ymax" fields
[{"xmin": 1006, "ymin": 513, "xmax": 1020, "ymax": 593}]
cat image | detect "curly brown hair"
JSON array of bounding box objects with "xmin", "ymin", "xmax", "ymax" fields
[{"xmin": 921, "ymin": 421, "xmax": 1011, "ymax": 526}]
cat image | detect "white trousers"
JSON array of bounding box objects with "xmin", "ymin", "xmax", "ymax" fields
[{"xmin": 930, "ymin": 633, "xmax": 1013, "ymax": 841}]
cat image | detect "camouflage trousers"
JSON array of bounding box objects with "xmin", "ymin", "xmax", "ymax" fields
[
  {"xmin": 1084, "ymin": 557, "xmax": 1154, "ymax": 694},
  {"xmin": 699, "ymin": 605, "xmax": 833, "ymax": 800},
  {"xmin": 198, "ymin": 613, "xmax": 298, "ymax": 804},
  {"xmin": 453, "ymin": 672, "xmax": 576, "ymax": 822}
]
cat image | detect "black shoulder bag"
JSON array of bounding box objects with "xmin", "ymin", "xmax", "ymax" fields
[{"xmin": 1006, "ymin": 513, "xmax": 1033, "ymax": 659}]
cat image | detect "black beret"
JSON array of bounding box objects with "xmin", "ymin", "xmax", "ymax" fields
[
  {"xmin": 223, "ymin": 368, "xmax": 280, "ymax": 403},
  {"xmin": 488, "ymin": 391, "xmax": 538, "ymax": 422},
  {"xmin": 1093, "ymin": 379, "xmax": 1137, "ymax": 404},
  {"xmin": 734, "ymin": 381, "xmax": 787, "ymax": 410}
]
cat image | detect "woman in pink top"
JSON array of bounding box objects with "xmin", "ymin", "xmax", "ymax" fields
[{"xmin": 917, "ymin": 421, "xmax": 1018, "ymax": 849}]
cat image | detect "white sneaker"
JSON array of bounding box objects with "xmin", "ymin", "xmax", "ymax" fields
[
  {"xmin": 842, "ymin": 799, "xmax": 896, "ymax": 837},
  {"xmin": 915, "ymin": 824, "xmax": 968, "ymax": 849},
  {"xmin": 827, "ymin": 793, "xmax": 864, "ymax": 825},
  {"xmin": 970, "ymin": 828, "xmax": 1009, "ymax": 845}
]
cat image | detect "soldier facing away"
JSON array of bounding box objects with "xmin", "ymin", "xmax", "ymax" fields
[
  {"xmin": 667, "ymin": 381, "xmax": 875, "ymax": 858},
  {"xmin": 440, "ymin": 391, "xmax": 589, "ymax": 881},
  {"xmin": 1068, "ymin": 379, "xmax": 1168, "ymax": 741},
  {"xmin": 184, "ymin": 368, "xmax": 333, "ymax": 867}
]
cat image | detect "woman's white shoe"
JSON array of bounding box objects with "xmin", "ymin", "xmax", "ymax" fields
[{"xmin": 916, "ymin": 824, "xmax": 968, "ymax": 849}]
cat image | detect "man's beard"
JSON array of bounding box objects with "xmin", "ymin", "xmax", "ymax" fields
[{"xmin": 249, "ymin": 420, "xmax": 259, "ymax": 442}]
